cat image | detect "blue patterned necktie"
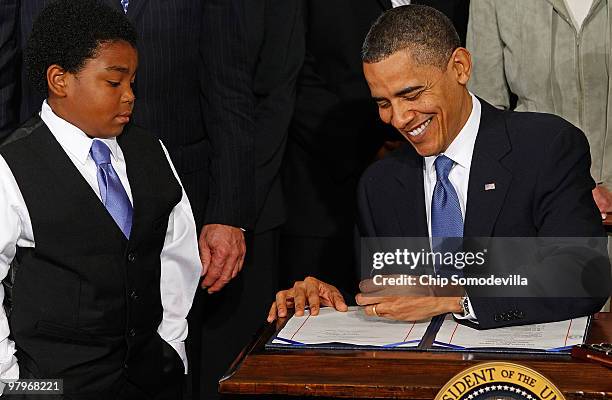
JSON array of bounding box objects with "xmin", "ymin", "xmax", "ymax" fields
[
  {"xmin": 120, "ymin": 0, "xmax": 129, "ymax": 14},
  {"xmin": 90, "ymin": 140, "xmax": 133, "ymax": 238},
  {"xmin": 431, "ymin": 155, "xmax": 463, "ymax": 275}
]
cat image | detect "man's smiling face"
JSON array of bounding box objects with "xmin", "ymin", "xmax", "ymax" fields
[{"xmin": 363, "ymin": 48, "xmax": 471, "ymax": 157}]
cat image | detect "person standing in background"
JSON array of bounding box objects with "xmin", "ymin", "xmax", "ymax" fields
[
  {"xmin": 281, "ymin": 0, "xmax": 470, "ymax": 295},
  {"xmin": 200, "ymin": 1, "xmax": 304, "ymax": 399},
  {"xmin": 467, "ymin": 0, "xmax": 612, "ymax": 219},
  {"xmin": 0, "ymin": 1, "xmax": 253, "ymax": 398}
]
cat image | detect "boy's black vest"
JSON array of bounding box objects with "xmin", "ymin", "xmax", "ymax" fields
[{"xmin": 0, "ymin": 116, "xmax": 182, "ymax": 395}]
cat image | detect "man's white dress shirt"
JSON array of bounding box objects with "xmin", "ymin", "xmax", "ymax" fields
[
  {"xmin": 423, "ymin": 93, "xmax": 481, "ymax": 320},
  {"xmin": 0, "ymin": 101, "xmax": 201, "ymax": 378}
]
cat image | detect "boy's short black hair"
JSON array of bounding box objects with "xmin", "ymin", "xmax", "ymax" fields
[{"xmin": 24, "ymin": 0, "xmax": 137, "ymax": 94}]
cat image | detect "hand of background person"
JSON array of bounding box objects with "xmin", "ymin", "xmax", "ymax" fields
[
  {"xmin": 267, "ymin": 276, "xmax": 348, "ymax": 322},
  {"xmin": 374, "ymin": 140, "xmax": 404, "ymax": 160},
  {"xmin": 355, "ymin": 276, "xmax": 462, "ymax": 321},
  {"xmin": 199, "ymin": 224, "xmax": 246, "ymax": 293},
  {"xmin": 593, "ymin": 185, "xmax": 612, "ymax": 219}
]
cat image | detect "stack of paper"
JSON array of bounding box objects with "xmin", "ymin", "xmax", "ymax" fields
[
  {"xmin": 272, "ymin": 307, "xmax": 431, "ymax": 348},
  {"xmin": 433, "ymin": 315, "xmax": 589, "ymax": 352},
  {"xmin": 268, "ymin": 307, "xmax": 590, "ymax": 353}
]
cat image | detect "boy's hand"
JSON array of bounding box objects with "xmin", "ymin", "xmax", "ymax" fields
[{"xmin": 199, "ymin": 224, "xmax": 246, "ymax": 293}]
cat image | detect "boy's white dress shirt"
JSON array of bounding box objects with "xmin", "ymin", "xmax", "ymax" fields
[{"xmin": 0, "ymin": 101, "xmax": 202, "ymax": 378}]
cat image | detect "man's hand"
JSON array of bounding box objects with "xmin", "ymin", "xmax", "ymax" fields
[
  {"xmin": 199, "ymin": 224, "xmax": 246, "ymax": 293},
  {"xmin": 267, "ymin": 276, "xmax": 348, "ymax": 322},
  {"xmin": 375, "ymin": 140, "xmax": 404, "ymax": 160},
  {"xmin": 593, "ymin": 185, "xmax": 612, "ymax": 219},
  {"xmin": 355, "ymin": 276, "xmax": 462, "ymax": 321},
  {"xmin": 355, "ymin": 294, "xmax": 461, "ymax": 321}
]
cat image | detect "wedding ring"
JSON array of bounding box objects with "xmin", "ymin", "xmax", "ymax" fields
[{"xmin": 372, "ymin": 304, "xmax": 379, "ymax": 317}]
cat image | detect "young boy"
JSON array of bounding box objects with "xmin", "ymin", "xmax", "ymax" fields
[{"xmin": 0, "ymin": 1, "xmax": 201, "ymax": 398}]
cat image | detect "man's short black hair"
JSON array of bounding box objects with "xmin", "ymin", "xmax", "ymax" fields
[
  {"xmin": 361, "ymin": 5, "xmax": 460, "ymax": 68},
  {"xmin": 24, "ymin": 0, "xmax": 137, "ymax": 94}
]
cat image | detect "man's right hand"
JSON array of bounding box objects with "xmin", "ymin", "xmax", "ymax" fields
[
  {"xmin": 267, "ymin": 276, "xmax": 348, "ymax": 322},
  {"xmin": 593, "ymin": 185, "xmax": 612, "ymax": 219},
  {"xmin": 199, "ymin": 223, "xmax": 246, "ymax": 293}
]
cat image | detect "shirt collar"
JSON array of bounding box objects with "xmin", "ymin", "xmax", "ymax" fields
[
  {"xmin": 40, "ymin": 100, "xmax": 121, "ymax": 165},
  {"xmin": 424, "ymin": 93, "xmax": 481, "ymax": 172}
]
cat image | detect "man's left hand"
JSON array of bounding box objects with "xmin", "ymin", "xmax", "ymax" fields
[
  {"xmin": 355, "ymin": 294, "xmax": 462, "ymax": 321},
  {"xmin": 199, "ymin": 224, "xmax": 246, "ymax": 293},
  {"xmin": 355, "ymin": 276, "xmax": 462, "ymax": 321}
]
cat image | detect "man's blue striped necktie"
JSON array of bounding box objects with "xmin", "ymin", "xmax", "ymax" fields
[
  {"xmin": 121, "ymin": 0, "xmax": 129, "ymax": 14},
  {"xmin": 431, "ymin": 155, "xmax": 463, "ymax": 276},
  {"xmin": 90, "ymin": 140, "xmax": 133, "ymax": 238}
]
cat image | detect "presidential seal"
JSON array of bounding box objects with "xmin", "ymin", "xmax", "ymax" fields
[{"xmin": 435, "ymin": 362, "xmax": 565, "ymax": 400}]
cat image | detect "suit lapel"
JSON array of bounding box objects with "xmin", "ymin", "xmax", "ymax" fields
[
  {"xmin": 393, "ymin": 146, "xmax": 429, "ymax": 237},
  {"xmin": 545, "ymin": 0, "xmax": 571, "ymax": 21},
  {"xmin": 464, "ymin": 100, "xmax": 512, "ymax": 237}
]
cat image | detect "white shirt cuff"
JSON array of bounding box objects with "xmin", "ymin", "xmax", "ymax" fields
[
  {"xmin": 452, "ymin": 296, "xmax": 478, "ymax": 323},
  {"xmin": 167, "ymin": 340, "xmax": 188, "ymax": 374}
]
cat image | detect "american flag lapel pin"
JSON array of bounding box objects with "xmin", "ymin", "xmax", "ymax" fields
[{"xmin": 484, "ymin": 182, "xmax": 496, "ymax": 191}]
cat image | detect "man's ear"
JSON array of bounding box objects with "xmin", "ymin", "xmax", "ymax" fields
[
  {"xmin": 46, "ymin": 64, "xmax": 70, "ymax": 97},
  {"xmin": 449, "ymin": 47, "xmax": 472, "ymax": 86}
]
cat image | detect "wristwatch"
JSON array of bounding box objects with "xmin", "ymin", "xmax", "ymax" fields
[{"xmin": 459, "ymin": 295, "xmax": 470, "ymax": 317}]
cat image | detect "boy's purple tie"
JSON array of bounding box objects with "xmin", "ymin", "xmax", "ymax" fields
[{"xmin": 90, "ymin": 140, "xmax": 133, "ymax": 238}]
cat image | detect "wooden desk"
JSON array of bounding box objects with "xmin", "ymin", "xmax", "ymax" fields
[{"xmin": 220, "ymin": 313, "xmax": 612, "ymax": 399}]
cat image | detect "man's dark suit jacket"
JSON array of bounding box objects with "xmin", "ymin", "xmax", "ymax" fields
[
  {"xmin": 0, "ymin": 0, "xmax": 253, "ymax": 230},
  {"xmin": 357, "ymin": 100, "xmax": 609, "ymax": 329},
  {"xmin": 242, "ymin": 0, "xmax": 304, "ymax": 233},
  {"xmin": 283, "ymin": 0, "xmax": 470, "ymax": 238},
  {"xmin": 197, "ymin": 1, "xmax": 303, "ymax": 399}
]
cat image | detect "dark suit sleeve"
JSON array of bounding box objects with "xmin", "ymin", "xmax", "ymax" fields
[
  {"xmin": 293, "ymin": 49, "xmax": 389, "ymax": 184},
  {"xmin": 289, "ymin": 1, "xmax": 391, "ymax": 185},
  {"xmin": 0, "ymin": 0, "xmax": 19, "ymax": 141},
  {"xmin": 200, "ymin": 0, "xmax": 255, "ymax": 229},
  {"xmin": 252, "ymin": 0, "xmax": 304, "ymax": 229},
  {"xmin": 356, "ymin": 174, "xmax": 378, "ymax": 237},
  {"xmin": 533, "ymin": 125, "xmax": 605, "ymax": 238},
  {"xmin": 465, "ymin": 125, "xmax": 610, "ymax": 329}
]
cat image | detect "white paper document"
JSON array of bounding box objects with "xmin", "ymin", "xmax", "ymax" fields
[
  {"xmin": 434, "ymin": 315, "xmax": 589, "ymax": 351},
  {"xmin": 273, "ymin": 306, "xmax": 431, "ymax": 347}
]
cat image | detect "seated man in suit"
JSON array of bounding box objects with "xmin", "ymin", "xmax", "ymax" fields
[{"xmin": 268, "ymin": 5, "xmax": 610, "ymax": 329}]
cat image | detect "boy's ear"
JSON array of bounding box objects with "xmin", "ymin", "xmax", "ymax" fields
[{"xmin": 46, "ymin": 64, "xmax": 70, "ymax": 97}]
